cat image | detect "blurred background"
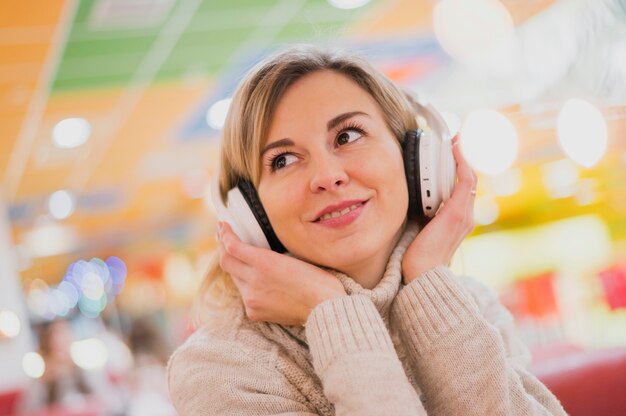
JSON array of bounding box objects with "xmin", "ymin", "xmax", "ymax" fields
[{"xmin": 0, "ymin": 0, "xmax": 625, "ymax": 415}]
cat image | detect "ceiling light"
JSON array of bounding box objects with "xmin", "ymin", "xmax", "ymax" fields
[
  {"xmin": 52, "ymin": 118, "xmax": 91, "ymax": 149},
  {"xmin": 433, "ymin": 0, "xmax": 514, "ymax": 64},
  {"xmin": 48, "ymin": 190, "xmax": 76, "ymax": 220},
  {"xmin": 460, "ymin": 110, "xmax": 518, "ymax": 175},
  {"xmin": 557, "ymin": 98, "xmax": 608, "ymax": 168},
  {"xmin": 327, "ymin": 0, "xmax": 370, "ymax": 10}
]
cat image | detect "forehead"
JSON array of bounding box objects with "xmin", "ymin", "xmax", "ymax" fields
[{"xmin": 266, "ymin": 70, "xmax": 381, "ymax": 136}]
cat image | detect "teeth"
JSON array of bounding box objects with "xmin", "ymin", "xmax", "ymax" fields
[{"xmin": 319, "ymin": 203, "xmax": 361, "ymax": 221}]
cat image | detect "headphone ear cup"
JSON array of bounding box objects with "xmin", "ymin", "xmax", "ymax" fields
[
  {"xmin": 236, "ymin": 181, "xmax": 287, "ymax": 253},
  {"xmin": 402, "ymin": 129, "xmax": 424, "ymax": 220}
]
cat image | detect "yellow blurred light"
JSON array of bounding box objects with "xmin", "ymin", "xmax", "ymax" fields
[
  {"xmin": 460, "ymin": 110, "xmax": 518, "ymax": 175},
  {"xmin": 485, "ymin": 168, "xmax": 522, "ymax": 196},
  {"xmin": 22, "ymin": 352, "xmax": 45, "ymax": 378},
  {"xmin": 557, "ymin": 98, "xmax": 608, "ymax": 168},
  {"xmin": 164, "ymin": 253, "xmax": 200, "ymax": 301},
  {"xmin": 0, "ymin": 310, "xmax": 21, "ymax": 338},
  {"xmin": 541, "ymin": 159, "xmax": 579, "ymax": 199},
  {"xmin": 474, "ymin": 195, "xmax": 499, "ymax": 226},
  {"xmin": 433, "ymin": 0, "xmax": 514, "ymax": 64},
  {"xmin": 71, "ymin": 338, "xmax": 108, "ymax": 370},
  {"xmin": 575, "ymin": 179, "xmax": 598, "ymax": 206}
]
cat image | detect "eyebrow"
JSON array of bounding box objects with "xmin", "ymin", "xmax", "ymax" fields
[
  {"xmin": 327, "ymin": 111, "xmax": 369, "ymax": 131},
  {"xmin": 260, "ymin": 111, "xmax": 370, "ymax": 157}
]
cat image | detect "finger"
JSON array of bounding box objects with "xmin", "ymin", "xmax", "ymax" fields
[
  {"xmin": 217, "ymin": 233, "xmax": 256, "ymax": 282},
  {"xmin": 449, "ymin": 135, "xmax": 478, "ymax": 205},
  {"xmin": 219, "ymin": 222, "xmax": 267, "ymax": 265},
  {"xmin": 452, "ymin": 134, "xmax": 477, "ymax": 191}
]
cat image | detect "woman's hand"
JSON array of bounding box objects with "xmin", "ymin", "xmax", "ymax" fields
[
  {"xmin": 217, "ymin": 222, "xmax": 346, "ymax": 326},
  {"xmin": 402, "ymin": 135, "xmax": 477, "ymax": 284}
]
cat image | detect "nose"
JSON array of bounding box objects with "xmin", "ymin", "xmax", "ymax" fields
[{"xmin": 309, "ymin": 155, "xmax": 349, "ymax": 193}]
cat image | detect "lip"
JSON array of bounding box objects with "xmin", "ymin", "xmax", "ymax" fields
[{"xmin": 312, "ymin": 199, "xmax": 369, "ymax": 222}]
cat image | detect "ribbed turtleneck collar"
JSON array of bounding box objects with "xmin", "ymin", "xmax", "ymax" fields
[
  {"xmin": 275, "ymin": 222, "xmax": 419, "ymax": 345},
  {"xmin": 330, "ymin": 222, "xmax": 419, "ymax": 318}
]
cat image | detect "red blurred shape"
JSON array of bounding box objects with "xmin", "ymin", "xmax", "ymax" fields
[
  {"xmin": 0, "ymin": 389, "xmax": 22, "ymax": 416},
  {"xmin": 598, "ymin": 264, "xmax": 626, "ymax": 310},
  {"xmin": 518, "ymin": 272, "xmax": 559, "ymax": 319}
]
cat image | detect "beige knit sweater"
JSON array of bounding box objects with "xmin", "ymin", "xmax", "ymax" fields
[{"xmin": 167, "ymin": 225, "xmax": 566, "ymax": 415}]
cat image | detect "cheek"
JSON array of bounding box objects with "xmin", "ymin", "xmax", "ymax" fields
[{"xmin": 259, "ymin": 181, "xmax": 303, "ymax": 226}]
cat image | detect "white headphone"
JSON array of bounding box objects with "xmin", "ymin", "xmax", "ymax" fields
[{"xmin": 211, "ymin": 102, "xmax": 456, "ymax": 252}]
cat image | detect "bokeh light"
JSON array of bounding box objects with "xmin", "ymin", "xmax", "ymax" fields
[
  {"xmin": 433, "ymin": 0, "xmax": 514, "ymax": 64},
  {"xmin": 206, "ymin": 98, "xmax": 232, "ymax": 130},
  {"xmin": 460, "ymin": 109, "xmax": 518, "ymax": 175},
  {"xmin": 70, "ymin": 338, "xmax": 108, "ymax": 370},
  {"xmin": 48, "ymin": 190, "xmax": 76, "ymax": 220},
  {"xmin": 52, "ymin": 117, "xmax": 91, "ymax": 149},
  {"xmin": 0, "ymin": 310, "xmax": 21, "ymax": 338},
  {"xmin": 327, "ymin": 0, "xmax": 370, "ymax": 10},
  {"xmin": 541, "ymin": 159, "xmax": 579, "ymax": 199},
  {"xmin": 557, "ymin": 98, "xmax": 608, "ymax": 168},
  {"xmin": 26, "ymin": 256, "xmax": 128, "ymax": 320},
  {"xmin": 474, "ymin": 195, "xmax": 500, "ymax": 226},
  {"xmin": 22, "ymin": 352, "xmax": 45, "ymax": 378}
]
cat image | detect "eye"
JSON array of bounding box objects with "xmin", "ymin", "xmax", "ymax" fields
[
  {"xmin": 336, "ymin": 129, "xmax": 363, "ymax": 146},
  {"xmin": 270, "ymin": 153, "xmax": 298, "ymax": 171}
]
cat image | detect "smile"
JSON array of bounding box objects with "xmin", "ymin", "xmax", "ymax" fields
[
  {"xmin": 313, "ymin": 199, "xmax": 369, "ymax": 226},
  {"xmin": 317, "ymin": 203, "xmax": 362, "ymax": 221}
]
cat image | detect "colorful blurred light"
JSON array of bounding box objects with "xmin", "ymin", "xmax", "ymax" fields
[{"xmin": 34, "ymin": 256, "xmax": 130, "ymax": 319}]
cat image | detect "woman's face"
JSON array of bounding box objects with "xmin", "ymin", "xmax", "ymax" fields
[{"xmin": 257, "ymin": 70, "xmax": 408, "ymax": 276}]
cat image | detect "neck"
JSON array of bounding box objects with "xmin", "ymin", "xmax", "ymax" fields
[{"xmin": 343, "ymin": 224, "xmax": 405, "ymax": 289}]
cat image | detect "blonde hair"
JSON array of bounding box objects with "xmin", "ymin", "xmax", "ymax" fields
[{"xmin": 193, "ymin": 45, "xmax": 420, "ymax": 328}]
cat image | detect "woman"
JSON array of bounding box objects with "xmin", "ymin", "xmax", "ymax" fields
[{"xmin": 167, "ymin": 46, "xmax": 566, "ymax": 415}]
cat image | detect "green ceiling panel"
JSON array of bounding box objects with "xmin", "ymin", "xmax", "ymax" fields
[{"xmin": 51, "ymin": 0, "xmax": 373, "ymax": 92}]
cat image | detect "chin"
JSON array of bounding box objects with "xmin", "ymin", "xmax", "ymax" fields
[{"xmin": 305, "ymin": 231, "xmax": 395, "ymax": 272}]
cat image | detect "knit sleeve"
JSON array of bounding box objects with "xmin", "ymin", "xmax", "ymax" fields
[
  {"xmin": 390, "ymin": 266, "xmax": 567, "ymax": 416},
  {"xmin": 305, "ymin": 294, "xmax": 427, "ymax": 416},
  {"xmin": 167, "ymin": 333, "xmax": 318, "ymax": 415}
]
